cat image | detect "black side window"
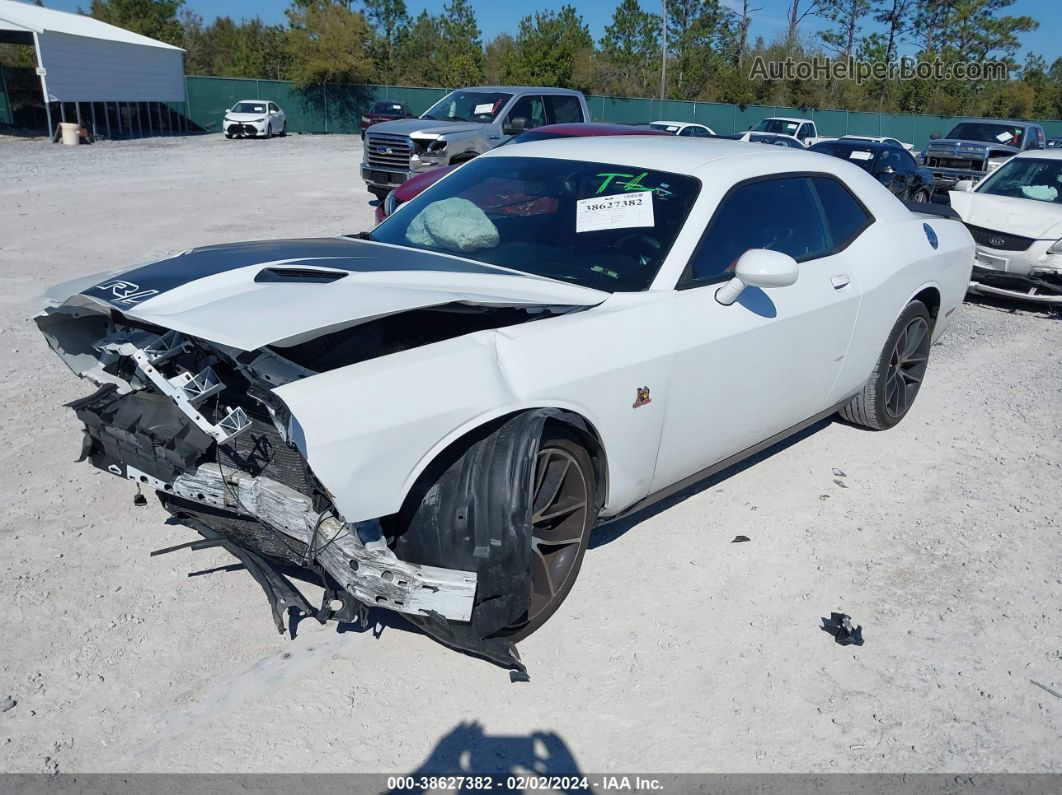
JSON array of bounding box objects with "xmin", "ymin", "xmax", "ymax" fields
[
  {"xmin": 810, "ymin": 177, "xmax": 872, "ymax": 249},
  {"xmin": 544, "ymin": 94, "xmax": 583, "ymax": 124},
  {"xmin": 898, "ymin": 150, "xmax": 917, "ymax": 172},
  {"xmin": 506, "ymin": 95, "xmax": 546, "ymax": 130},
  {"xmin": 684, "ymin": 177, "xmax": 830, "ymax": 285}
]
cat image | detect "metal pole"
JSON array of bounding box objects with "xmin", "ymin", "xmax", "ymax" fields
[
  {"xmin": 660, "ymin": 0, "xmax": 668, "ymax": 100},
  {"xmin": 75, "ymin": 101, "xmax": 82, "ymax": 133},
  {"xmin": 105, "ymin": 102, "xmax": 111, "ymax": 139},
  {"xmin": 116, "ymin": 102, "xmax": 122, "ymax": 138},
  {"xmin": 90, "ymin": 102, "xmax": 97, "ymax": 137},
  {"xmin": 60, "ymin": 103, "xmax": 66, "ymax": 122},
  {"xmin": 136, "ymin": 102, "xmax": 142, "ymax": 137},
  {"xmin": 156, "ymin": 101, "xmax": 164, "ymax": 135},
  {"xmin": 147, "ymin": 102, "xmax": 153, "ymax": 137},
  {"xmin": 32, "ymin": 32, "xmax": 54, "ymax": 140}
]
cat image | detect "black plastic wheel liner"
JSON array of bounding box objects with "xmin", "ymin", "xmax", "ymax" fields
[{"xmin": 392, "ymin": 409, "xmax": 593, "ymax": 673}]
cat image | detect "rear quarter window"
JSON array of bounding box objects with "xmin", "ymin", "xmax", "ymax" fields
[{"xmin": 810, "ymin": 176, "xmax": 873, "ymax": 249}]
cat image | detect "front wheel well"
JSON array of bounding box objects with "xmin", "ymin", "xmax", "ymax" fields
[
  {"xmin": 393, "ymin": 409, "xmax": 608, "ymax": 524},
  {"xmin": 448, "ymin": 151, "xmax": 478, "ymax": 165}
]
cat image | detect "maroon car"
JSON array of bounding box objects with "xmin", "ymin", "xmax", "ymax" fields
[
  {"xmin": 360, "ymin": 101, "xmax": 414, "ymax": 139},
  {"xmin": 374, "ymin": 122, "xmax": 670, "ymax": 223}
]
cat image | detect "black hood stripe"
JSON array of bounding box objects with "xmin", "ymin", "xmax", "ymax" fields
[{"xmin": 81, "ymin": 238, "xmax": 514, "ymax": 308}]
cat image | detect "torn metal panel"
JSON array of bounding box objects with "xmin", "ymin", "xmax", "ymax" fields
[{"xmin": 171, "ymin": 464, "xmax": 477, "ymax": 622}]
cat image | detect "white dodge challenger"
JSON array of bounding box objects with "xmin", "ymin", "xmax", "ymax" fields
[{"xmin": 36, "ymin": 139, "xmax": 973, "ymax": 671}]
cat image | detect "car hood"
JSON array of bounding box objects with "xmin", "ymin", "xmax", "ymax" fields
[
  {"xmin": 369, "ymin": 118, "xmax": 485, "ymax": 137},
  {"xmin": 949, "ymin": 191, "xmax": 1062, "ymax": 239},
  {"xmin": 47, "ymin": 238, "xmax": 607, "ymax": 351},
  {"xmin": 224, "ymin": 112, "xmax": 268, "ymax": 121},
  {"xmin": 395, "ymin": 165, "xmax": 457, "ymax": 201},
  {"xmin": 927, "ymin": 138, "xmax": 1021, "ymax": 156}
]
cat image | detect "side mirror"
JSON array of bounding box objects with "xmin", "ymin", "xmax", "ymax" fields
[
  {"xmin": 503, "ymin": 117, "xmax": 527, "ymax": 136},
  {"xmin": 716, "ymin": 249, "xmax": 799, "ymax": 306},
  {"xmin": 954, "ymin": 179, "xmax": 975, "ymax": 193}
]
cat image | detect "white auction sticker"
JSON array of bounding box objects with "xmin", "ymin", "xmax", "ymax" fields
[
  {"xmin": 996, "ymin": 131, "xmax": 1014, "ymax": 143},
  {"xmin": 576, "ymin": 191, "xmax": 655, "ymax": 233},
  {"xmin": 473, "ymin": 103, "xmax": 495, "ymax": 115},
  {"xmin": 849, "ymin": 150, "xmax": 873, "ymax": 161}
]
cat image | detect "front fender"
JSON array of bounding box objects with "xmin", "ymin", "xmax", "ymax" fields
[{"xmin": 273, "ymin": 331, "xmax": 613, "ymax": 523}]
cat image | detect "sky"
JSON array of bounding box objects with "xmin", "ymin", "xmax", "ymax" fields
[{"xmin": 35, "ymin": 0, "xmax": 1062, "ymax": 62}]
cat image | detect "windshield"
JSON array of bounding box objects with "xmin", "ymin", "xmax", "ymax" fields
[
  {"xmin": 752, "ymin": 119, "xmax": 800, "ymax": 135},
  {"xmin": 977, "ymin": 158, "xmax": 1062, "ymax": 203},
  {"xmin": 649, "ymin": 123, "xmax": 680, "ymax": 133},
  {"xmin": 231, "ymin": 102, "xmax": 266, "ymax": 114},
  {"xmin": 945, "ymin": 123, "xmax": 1025, "ymax": 147},
  {"xmin": 811, "ymin": 142, "xmax": 879, "ymax": 172},
  {"xmin": 750, "ymin": 134, "xmax": 800, "ymax": 148},
  {"xmin": 370, "ymin": 156, "xmax": 700, "ymax": 292},
  {"xmin": 370, "ymin": 102, "xmax": 404, "ymax": 115},
  {"xmin": 422, "ymin": 91, "xmax": 511, "ymax": 123}
]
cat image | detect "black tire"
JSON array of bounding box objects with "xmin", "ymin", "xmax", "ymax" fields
[
  {"xmin": 224, "ymin": 133, "xmax": 233, "ymax": 139},
  {"xmin": 392, "ymin": 415, "xmax": 595, "ymax": 651},
  {"xmin": 369, "ymin": 187, "xmax": 390, "ymax": 201},
  {"xmin": 839, "ymin": 300, "xmax": 933, "ymax": 430},
  {"xmin": 279, "ymin": 123, "xmax": 286, "ymax": 137}
]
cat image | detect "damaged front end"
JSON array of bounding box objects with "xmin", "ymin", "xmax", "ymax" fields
[{"xmin": 37, "ymin": 303, "xmax": 486, "ymax": 656}]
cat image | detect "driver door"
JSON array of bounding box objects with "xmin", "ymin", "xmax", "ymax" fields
[{"xmin": 650, "ymin": 175, "xmax": 866, "ymax": 491}]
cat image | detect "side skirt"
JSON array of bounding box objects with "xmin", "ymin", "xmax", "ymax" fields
[{"xmin": 608, "ymin": 399, "xmax": 852, "ymax": 522}]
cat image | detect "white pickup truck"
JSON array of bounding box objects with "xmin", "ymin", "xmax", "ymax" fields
[{"xmin": 740, "ymin": 117, "xmax": 831, "ymax": 148}]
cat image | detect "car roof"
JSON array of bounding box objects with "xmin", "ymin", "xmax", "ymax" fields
[
  {"xmin": 236, "ymin": 99, "xmax": 268, "ymax": 103},
  {"xmin": 763, "ymin": 117, "xmax": 810, "ymax": 123},
  {"xmin": 813, "ymin": 139, "xmax": 894, "ymax": 151},
  {"xmin": 480, "ymin": 135, "xmax": 846, "ymax": 175},
  {"xmin": 460, "ymin": 85, "xmax": 583, "ymax": 95},
  {"xmin": 1014, "ymin": 149, "xmax": 1062, "ymax": 160},
  {"xmin": 953, "ymin": 118, "xmax": 1039, "ymax": 128},
  {"xmin": 533, "ymin": 122, "xmax": 667, "ymax": 136},
  {"xmin": 652, "ymin": 120, "xmax": 699, "ymax": 126}
]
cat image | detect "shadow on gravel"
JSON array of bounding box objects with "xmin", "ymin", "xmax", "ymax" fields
[
  {"xmin": 590, "ymin": 416, "xmax": 835, "ymax": 549},
  {"xmin": 393, "ymin": 721, "xmax": 587, "ymax": 791}
]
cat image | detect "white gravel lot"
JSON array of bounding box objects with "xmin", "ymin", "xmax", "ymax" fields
[{"xmin": 1, "ymin": 133, "xmax": 1060, "ymax": 776}]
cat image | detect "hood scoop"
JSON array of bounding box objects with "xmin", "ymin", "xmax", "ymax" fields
[{"xmin": 255, "ymin": 267, "xmax": 348, "ymax": 284}]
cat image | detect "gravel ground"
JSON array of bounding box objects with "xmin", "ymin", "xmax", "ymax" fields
[{"xmin": 1, "ymin": 134, "xmax": 1061, "ymax": 776}]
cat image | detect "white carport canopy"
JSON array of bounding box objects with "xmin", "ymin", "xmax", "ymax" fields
[{"xmin": 0, "ymin": 0, "xmax": 184, "ymax": 134}]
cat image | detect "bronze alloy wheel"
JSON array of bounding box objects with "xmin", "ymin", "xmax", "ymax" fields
[
  {"xmin": 884, "ymin": 315, "xmax": 930, "ymax": 418},
  {"xmin": 507, "ymin": 433, "xmax": 595, "ymax": 640}
]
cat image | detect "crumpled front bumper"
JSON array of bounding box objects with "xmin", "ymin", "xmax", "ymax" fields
[
  {"xmin": 969, "ymin": 264, "xmax": 1062, "ymax": 305},
  {"xmin": 45, "ymin": 314, "xmax": 479, "ymax": 633}
]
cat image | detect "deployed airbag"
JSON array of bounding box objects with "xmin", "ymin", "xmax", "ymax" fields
[{"xmin": 406, "ymin": 197, "xmax": 500, "ymax": 253}]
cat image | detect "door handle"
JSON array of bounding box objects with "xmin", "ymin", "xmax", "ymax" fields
[{"xmin": 831, "ymin": 274, "xmax": 851, "ymax": 289}]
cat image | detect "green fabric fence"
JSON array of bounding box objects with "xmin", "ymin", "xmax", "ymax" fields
[{"xmin": 184, "ymin": 75, "xmax": 1062, "ymax": 149}]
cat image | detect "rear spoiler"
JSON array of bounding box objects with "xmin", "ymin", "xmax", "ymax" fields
[{"xmin": 903, "ymin": 199, "xmax": 960, "ymax": 220}]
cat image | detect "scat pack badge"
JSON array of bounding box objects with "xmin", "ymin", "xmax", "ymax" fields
[{"xmin": 632, "ymin": 386, "xmax": 652, "ymax": 408}]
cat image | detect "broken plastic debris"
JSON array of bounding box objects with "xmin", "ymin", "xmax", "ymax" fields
[
  {"xmin": 133, "ymin": 487, "xmax": 147, "ymax": 507},
  {"xmin": 731, "ymin": 535, "xmax": 751, "ymax": 543},
  {"xmin": 832, "ymin": 468, "xmax": 846, "ymax": 477},
  {"xmin": 833, "ymin": 479, "xmax": 848, "ymax": 489},
  {"xmin": 0, "ymin": 695, "xmax": 15, "ymax": 712},
  {"xmin": 821, "ymin": 612, "xmax": 864, "ymax": 646}
]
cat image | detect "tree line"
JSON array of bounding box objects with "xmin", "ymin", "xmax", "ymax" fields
[{"xmin": 3, "ymin": 0, "xmax": 1061, "ymax": 120}]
